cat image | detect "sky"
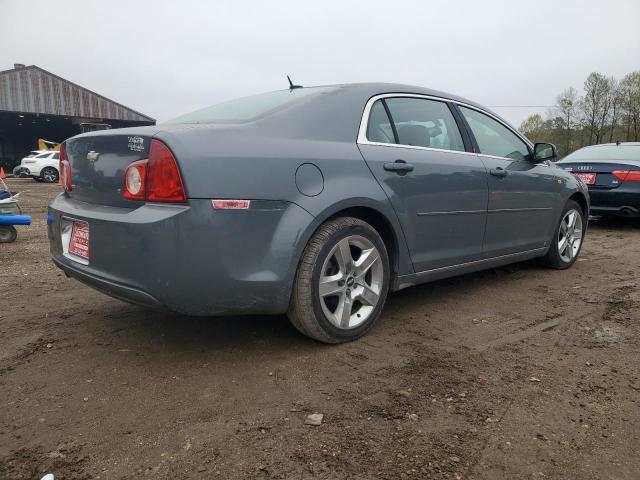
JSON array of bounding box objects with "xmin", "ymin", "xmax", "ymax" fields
[{"xmin": 1, "ymin": 0, "xmax": 639, "ymax": 127}]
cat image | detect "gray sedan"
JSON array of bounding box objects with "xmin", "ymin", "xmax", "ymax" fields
[{"xmin": 48, "ymin": 83, "xmax": 589, "ymax": 343}]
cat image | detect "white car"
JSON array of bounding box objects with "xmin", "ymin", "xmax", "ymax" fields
[{"xmin": 15, "ymin": 150, "xmax": 60, "ymax": 183}]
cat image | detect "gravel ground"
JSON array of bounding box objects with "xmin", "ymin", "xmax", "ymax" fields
[{"xmin": 1, "ymin": 179, "xmax": 639, "ymax": 480}]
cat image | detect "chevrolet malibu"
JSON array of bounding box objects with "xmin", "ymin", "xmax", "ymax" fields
[{"xmin": 48, "ymin": 83, "xmax": 589, "ymax": 343}]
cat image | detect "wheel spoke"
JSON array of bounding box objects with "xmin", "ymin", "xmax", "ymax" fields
[
  {"xmin": 560, "ymin": 221, "xmax": 568, "ymax": 236},
  {"xmin": 356, "ymin": 284, "xmax": 379, "ymax": 307},
  {"xmin": 354, "ymin": 248, "xmax": 379, "ymax": 279},
  {"xmin": 568, "ymin": 211, "xmax": 577, "ymax": 229},
  {"xmin": 337, "ymin": 294, "xmax": 352, "ymax": 328},
  {"xmin": 319, "ymin": 273, "xmax": 344, "ymax": 297},
  {"xmin": 558, "ymin": 235, "xmax": 568, "ymax": 254},
  {"xmin": 573, "ymin": 227, "xmax": 583, "ymax": 240},
  {"xmin": 334, "ymin": 238, "xmax": 353, "ymax": 273},
  {"xmin": 566, "ymin": 239, "xmax": 574, "ymax": 259}
]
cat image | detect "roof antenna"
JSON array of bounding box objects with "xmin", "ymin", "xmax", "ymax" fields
[{"xmin": 287, "ymin": 75, "xmax": 303, "ymax": 90}]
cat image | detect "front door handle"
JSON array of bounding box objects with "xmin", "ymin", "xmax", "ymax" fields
[
  {"xmin": 490, "ymin": 167, "xmax": 508, "ymax": 178},
  {"xmin": 384, "ymin": 160, "xmax": 414, "ymax": 175}
]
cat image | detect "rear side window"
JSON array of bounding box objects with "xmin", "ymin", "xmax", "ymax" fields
[
  {"xmin": 366, "ymin": 100, "xmax": 396, "ymax": 144},
  {"xmin": 52, "ymin": 152, "xmax": 60, "ymax": 160},
  {"xmin": 460, "ymin": 107, "xmax": 530, "ymax": 160},
  {"xmin": 35, "ymin": 153, "xmax": 51, "ymax": 158},
  {"xmin": 384, "ymin": 98, "xmax": 465, "ymax": 152}
]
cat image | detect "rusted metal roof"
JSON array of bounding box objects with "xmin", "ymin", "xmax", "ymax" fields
[{"xmin": 0, "ymin": 65, "xmax": 154, "ymax": 123}]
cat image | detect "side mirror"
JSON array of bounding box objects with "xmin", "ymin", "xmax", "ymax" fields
[{"xmin": 533, "ymin": 143, "xmax": 557, "ymax": 161}]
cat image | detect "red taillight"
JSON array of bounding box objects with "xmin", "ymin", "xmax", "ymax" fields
[
  {"xmin": 146, "ymin": 140, "xmax": 186, "ymax": 202},
  {"xmin": 122, "ymin": 139, "xmax": 186, "ymax": 203},
  {"xmin": 59, "ymin": 144, "xmax": 72, "ymax": 191},
  {"xmin": 612, "ymin": 170, "xmax": 640, "ymax": 182}
]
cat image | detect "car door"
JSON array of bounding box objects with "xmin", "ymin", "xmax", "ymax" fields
[
  {"xmin": 358, "ymin": 95, "xmax": 489, "ymax": 273},
  {"xmin": 457, "ymin": 106, "xmax": 558, "ymax": 258}
]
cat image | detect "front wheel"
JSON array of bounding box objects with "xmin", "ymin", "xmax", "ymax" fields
[
  {"xmin": 540, "ymin": 200, "xmax": 585, "ymax": 269},
  {"xmin": 288, "ymin": 217, "xmax": 390, "ymax": 343}
]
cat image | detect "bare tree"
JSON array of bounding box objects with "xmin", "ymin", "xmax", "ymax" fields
[
  {"xmin": 552, "ymin": 87, "xmax": 579, "ymax": 153},
  {"xmin": 619, "ymin": 71, "xmax": 640, "ymax": 141},
  {"xmin": 607, "ymin": 78, "xmax": 622, "ymax": 143},
  {"xmin": 581, "ymin": 72, "xmax": 612, "ymax": 144}
]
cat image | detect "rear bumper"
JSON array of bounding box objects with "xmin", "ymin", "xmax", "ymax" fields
[
  {"xmin": 588, "ymin": 185, "xmax": 640, "ymax": 217},
  {"xmin": 48, "ymin": 194, "xmax": 315, "ymax": 315}
]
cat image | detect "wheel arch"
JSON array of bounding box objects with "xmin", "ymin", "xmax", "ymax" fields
[
  {"xmin": 324, "ymin": 206, "xmax": 400, "ymax": 278},
  {"xmin": 292, "ymin": 198, "xmax": 412, "ymax": 286},
  {"xmin": 568, "ymin": 191, "xmax": 589, "ymax": 218}
]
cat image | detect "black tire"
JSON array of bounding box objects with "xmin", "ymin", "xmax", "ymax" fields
[
  {"xmin": 41, "ymin": 167, "xmax": 59, "ymax": 183},
  {"xmin": 0, "ymin": 225, "xmax": 17, "ymax": 243},
  {"xmin": 540, "ymin": 200, "xmax": 585, "ymax": 269},
  {"xmin": 287, "ymin": 217, "xmax": 390, "ymax": 343}
]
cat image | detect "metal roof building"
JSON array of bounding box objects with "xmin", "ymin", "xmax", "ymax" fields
[{"xmin": 0, "ymin": 63, "xmax": 155, "ymax": 169}]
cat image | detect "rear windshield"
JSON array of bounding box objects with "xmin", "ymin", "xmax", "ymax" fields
[
  {"xmin": 561, "ymin": 145, "xmax": 640, "ymax": 162},
  {"xmin": 165, "ymin": 86, "xmax": 337, "ymax": 125}
]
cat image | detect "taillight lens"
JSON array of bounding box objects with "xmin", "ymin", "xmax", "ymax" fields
[
  {"xmin": 612, "ymin": 170, "xmax": 640, "ymax": 182},
  {"xmin": 59, "ymin": 143, "xmax": 72, "ymax": 191},
  {"xmin": 122, "ymin": 139, "xmax": 186, "ymax": 203},
  {"xmin": 146, "ymin": 140, "xmax": 186, "ymax": 202},
  {"xmin": 123, "ymin": 160, "xmax": 148, "ymax": 200}
]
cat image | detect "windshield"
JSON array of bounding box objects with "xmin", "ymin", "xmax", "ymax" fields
[
  {"xmin": 165, "ymin": 87, "xmax": 337, "ymax": 125},
  {"xmin": 561, "ymin": 144, "xmax": 640, "ymax": 162}
]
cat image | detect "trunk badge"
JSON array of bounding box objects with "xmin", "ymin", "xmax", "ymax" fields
[{"xmin": 128, "ymin": 136, "xmax": 144, "ymax": 152}]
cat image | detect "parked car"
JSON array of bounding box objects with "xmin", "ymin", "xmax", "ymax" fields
[
  {"xmin": 557, "ymin": 142, "xmax": 640, "ymax": 217},
  {"xmin": 47, "ymin": 83, "xmax": 589, "ymax": 343},
  {"xmin": 13, "ymin": 150, "xmax": 45, "ymax": 176},
  {"xmin": 15, "ymin": 150, "xmax": 60, "ymax": 182}
]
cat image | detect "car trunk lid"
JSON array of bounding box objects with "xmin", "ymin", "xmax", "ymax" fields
[
  {"xmin": 558, "ymin": 160, "xmax": 640, "ymax": 189},
  {"xmin": 65, "ymin": 127, "xmax": 159, "ymax": 207}
]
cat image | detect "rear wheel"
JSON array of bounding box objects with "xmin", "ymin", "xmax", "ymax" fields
[
  {"xmin": 0, "ymin": 225, "xmax": 17, "ymax": 243},
  {"xmin": 288, "ymin": 217, "xmax": 390, "ymax": 343},
  {"xmin": 540, "ymin": 200, "xmax": 585, "ymax": 269},
  {"xmin": 41, "ymin": 167, "xmax": 59, "ymax": 183}
]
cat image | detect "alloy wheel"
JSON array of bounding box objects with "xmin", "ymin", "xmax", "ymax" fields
[
  {"xmin": 558, "ymin": 208, "xmax": 583, "ymax": 263},
  {"xmin": 42, "ymin": 168, "xmax": 58, "ymax": 183},
  {"xmin": 318, "ymin": 235, "xmax": 383, "ymax": 329}
]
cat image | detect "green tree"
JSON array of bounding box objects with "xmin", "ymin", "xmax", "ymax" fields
[{"xmin": 520, "ymin": 113, "xmax": 546, "ymax": 140}]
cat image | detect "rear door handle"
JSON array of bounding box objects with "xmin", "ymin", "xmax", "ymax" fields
[
  {"xmin": 490, "ymin": 167, "xmax": 508, "ymax": 178},
  {"xmin": 384, "ymin": 160, "xmax": 414, "ymax": 175}
]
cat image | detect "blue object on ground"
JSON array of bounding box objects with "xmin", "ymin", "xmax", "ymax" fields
[{"xmin": 0, "ymin": 214, "xmax": 31, "ymax": 225}]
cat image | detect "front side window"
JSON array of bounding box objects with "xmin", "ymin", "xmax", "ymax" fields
[
  {"xmin": 384, "ymin": 98, "xmax": 465, "ymax": 152},
  {"xmin": 460, "ymin": 107, "xmax": 530, "ymax": 160}
]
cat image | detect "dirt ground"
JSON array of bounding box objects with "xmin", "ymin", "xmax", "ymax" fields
[{"xmin": 1, "ymin": 178, "xmax": 639, "ymax": 480}]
